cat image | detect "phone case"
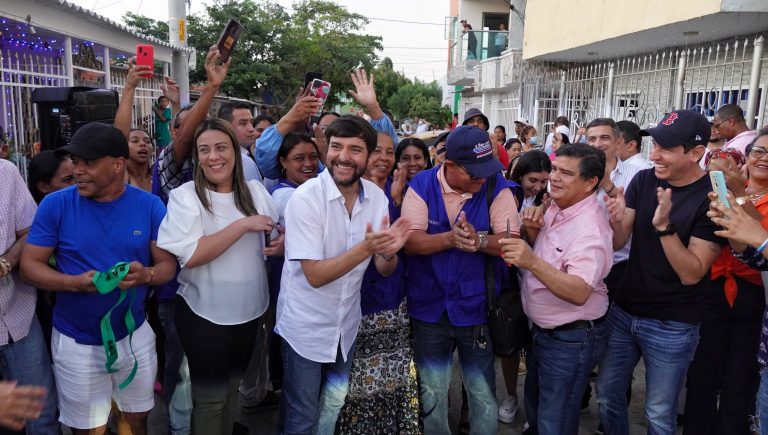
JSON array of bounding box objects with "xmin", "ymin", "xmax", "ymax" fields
[
  {"xmin": 709, "ymin": 170, "xmax": 731, "ymax": 208},
  {"xmin": 217, "ymin": 19, "xmax": 243, "ymax": 64},
  {"xmin": 136, "ymin": 44, "xmax": 154, "ymax": 78},
  {"xmin": 309, "ymin": 79, "xmax": 331, "ymax": 115}
]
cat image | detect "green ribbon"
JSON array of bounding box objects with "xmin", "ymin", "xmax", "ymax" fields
[{"xmin": 91, "ymin": 262, "xmax": 138, "ymax": 390}]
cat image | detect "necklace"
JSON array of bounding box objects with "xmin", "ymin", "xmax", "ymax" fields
[{"xmin": 744, "ymin": 186, "xmax": 768, "ymax": 203}]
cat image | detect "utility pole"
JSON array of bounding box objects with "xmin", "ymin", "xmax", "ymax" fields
[{"xmin": 168, "ymin": 0, "xmax": 190, "ymax": 106}]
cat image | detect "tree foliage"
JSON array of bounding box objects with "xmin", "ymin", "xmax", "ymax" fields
[
  {"xmin": 122, "ymin": 0, "xmax": 382, "ymax": 110},
  {"xmin": 387, "ymin": 80, "xmax": 452, "ymax": 127},
  {"xmin": 122, "ymin": 12, "xmax": 169, "ymax": 41}
]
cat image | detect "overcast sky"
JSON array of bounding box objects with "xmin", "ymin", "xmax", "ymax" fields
[{"xmin": 69, "ymin": 0, "xmax": 449, "ymax": 82}]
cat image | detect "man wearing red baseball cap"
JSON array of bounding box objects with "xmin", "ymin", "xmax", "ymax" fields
[{"xmin": 596, "ymin": 110, "xmax": 724, "ymax": 434}]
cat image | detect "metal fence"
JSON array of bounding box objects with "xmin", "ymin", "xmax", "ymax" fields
[
  {"xmin": 0, "ymin": 47, "xmax": 165, "ymax": 177},
  {"xmin": 471, "ymin": 34, "xmax": 767, "ymax": 144}
]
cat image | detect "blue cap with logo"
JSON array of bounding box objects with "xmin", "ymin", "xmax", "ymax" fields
[
  {"xmin": 639, "ymin": 110, "xmax": 710, "ymax": 149},
  {"xmin": 445, "ymin": 125, "xmax": 504, "ymax": 178}
]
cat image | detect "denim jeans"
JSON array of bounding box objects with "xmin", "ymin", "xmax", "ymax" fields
[
  {"xmin": 411, "ymin": 315, "xmax": 497, "ymax": 435},
  {"xmin": 0, "ymin": 315, "xmax": 59, "ymax": 434},
  {"xmin": 596, "ymin": 304, "xmax": 699, "ymax": 435},
  {"xmin": 158, "ymin": 300, "xmax": 192, "ymax": 435},
  {"xmin": 524, "ymin": 320, "xmax": 607, "ymax": 435},
  {"xmin": 277, "ymin": 339, "xmax": 356, "ymax": 435},
  {"xmin": 758, "ymin": 367, "xmax": 768, "ymax": 435}
]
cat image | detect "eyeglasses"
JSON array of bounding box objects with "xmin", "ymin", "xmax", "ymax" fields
[
  {"xmin": 750, "ymin": 147, "xmax": 768, "ymax": 159},
  {"xmin": 455, "ymin": 163, "xmax": 482, "ymax": 180},
  {"xmin": 712, "ymin": 118, "xmax": 730, "ymax": 130}
]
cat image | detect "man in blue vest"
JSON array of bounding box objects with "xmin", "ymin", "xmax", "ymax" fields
[{"xmin": 401, "ymin": 125, "xmax": 522, "ymax": 433}]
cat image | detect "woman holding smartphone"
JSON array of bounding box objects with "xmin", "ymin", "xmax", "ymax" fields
[{"xmin": 157, "ymin": 119, "xmax": 280, "ymax": 435}]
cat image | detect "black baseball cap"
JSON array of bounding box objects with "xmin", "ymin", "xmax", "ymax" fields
[
  {"xmin": 445, "ymin": 125, "xmax": 503, "ymax": 178},
  {"xmin": 55, "ymin": 122, "xmax": 129, "ymax": 160},
  {"xmin": 639, "ymin": 110, "xmax": 710, "ymax": 149}
]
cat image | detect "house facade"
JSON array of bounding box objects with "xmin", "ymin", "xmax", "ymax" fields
[{"xmin": 447, "ymin": 0, "xmax": 768, "ymax": 141}]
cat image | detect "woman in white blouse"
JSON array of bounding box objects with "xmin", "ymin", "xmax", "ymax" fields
[{"xmin": 157, "ymin": 118, "xmax": 280, "ymax": 435}]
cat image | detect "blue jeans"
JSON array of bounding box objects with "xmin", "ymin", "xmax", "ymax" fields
[
  {"xmin": 758, "ymin": 367, "xmax": 768, "ymax": 435},
  {"xmin": 411, "ymin": 315, "xmax": 497, "ymax": 435},
  {"xmin": 0, "ymin": 315, "xmax": 59, "ymax": 434},
  {"xmin": 158, "ymin": 300, "xmax": 192, "ymax": 435},
  {"xmin": 524, "ymin": 320, "xmax": 607, "ymax": 435},
  {"xmin": 277, "ymin": 339, "xmax": 355, "ymax": 435},
  {"xmin": 596, "ymin": 304, "xmax": 699, "ymax": 435}
]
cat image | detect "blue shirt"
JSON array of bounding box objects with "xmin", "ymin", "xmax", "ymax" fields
[{"xmin": 27, "ymin": 185, "xmax": 166, "ymax": 345}]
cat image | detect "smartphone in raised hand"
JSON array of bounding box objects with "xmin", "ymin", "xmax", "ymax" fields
[
  {"xmin": 136, "ymin": 44, "xmax": 154, "ymax": 78},
  {"xmin": 308, "ymin": 78, "xmax": 331, "ymax": 116},
  {"xmin": 216, "ymin": 19, "xmax": 244, "ymax": 64}
]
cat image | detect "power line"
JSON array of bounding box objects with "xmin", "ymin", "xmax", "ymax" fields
[
  {"xmin": 367, "ymin": 17, "xmax": 444, "ymax": 26},
  {"xmin": 390, "ymin": 60, "xmax": 447, "ymax": 65}
]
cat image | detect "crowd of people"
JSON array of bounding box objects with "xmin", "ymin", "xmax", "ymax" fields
[{"xmin": 2, "ymin": 43, "xmax": 768, "ymax": 435}]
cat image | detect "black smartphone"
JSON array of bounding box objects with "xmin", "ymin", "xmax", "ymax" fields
[
  {"xmin": 304, "ymin": 72, "xmax": 322, "ymax": 89},
  {"xmin": 216, "ymin": 19, "xmax": 244, "ymax": 64},
  {"xmin": 264, "ymin": 231, "xmax": 271, "ymax": 248}
]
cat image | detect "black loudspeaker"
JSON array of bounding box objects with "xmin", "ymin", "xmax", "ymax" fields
[{"xmin": 31, "ymin": 87, "xmax": 119, "ymax": 151}]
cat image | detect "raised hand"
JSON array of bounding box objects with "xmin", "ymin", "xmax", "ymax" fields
[
  {"xmin": 204, "ymin": 45, "xmax": 230, "ymax": 88},
  {"xmin": 604, "ymin": 186, "xmax": 626, "ymax": 223},
  {"xmin": 161, "ymin": 76, "xmax": 180, "ymax": 107},
  {"xmin": 348, "ymin": 68, "xmax": 384, "ymax": 119},
  {"xmin": 125, "ymin": 57, "xmax": 151, "ymax": 89},
  {"xmin": 391, "ymin": 163, "xmax": 406, "ymax": 207},
  {"xmin": 652, "ymin": 187, "xmax": 673, "ymax": 230},
  {"xmin": 707, "ymin": 157, "xmax": 747, "ymax": 196}
]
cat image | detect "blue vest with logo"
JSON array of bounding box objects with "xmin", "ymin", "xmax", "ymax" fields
[{"xmin": 405, "ymin": 167, "xmax": 507, "ymax": 326}]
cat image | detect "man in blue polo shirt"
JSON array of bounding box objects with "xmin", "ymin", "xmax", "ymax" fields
[
  {"xmin": 401, "ymin": 125, "xmax": 522, "ymax": 434},
  {"xmin": 21, "ymin": 123, "xmax": 177, "ymax": 434}
]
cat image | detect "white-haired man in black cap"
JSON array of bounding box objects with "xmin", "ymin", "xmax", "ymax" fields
[
  {"xmin": 21, "ymin": 122, "xmax": 177, "ymax": 434},
  {"xmin": 597, "ymin": 110, "xmax": 724, "ymax": 435}
]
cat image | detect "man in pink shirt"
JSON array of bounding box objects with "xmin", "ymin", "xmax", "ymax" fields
[
  {"xmin": 501, "ymin": 143, "xmax": 613, "ymax": 435},
  {"xmin": 713, "ymin": 104, "xmax": 757, "ymax": 155}
]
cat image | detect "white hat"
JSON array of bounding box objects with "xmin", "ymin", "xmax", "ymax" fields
[
  {"xmin": 514, "ymin": 118, "xmax": 529, "ymax": 125},
  {"xmin": 555, "ymin": 125, "xmax": 570, "ymax": 135}
]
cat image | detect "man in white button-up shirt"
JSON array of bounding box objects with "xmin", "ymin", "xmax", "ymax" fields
[{"xmin": 275, "ymin": 116, "xmax": 411, "ymax": 434}]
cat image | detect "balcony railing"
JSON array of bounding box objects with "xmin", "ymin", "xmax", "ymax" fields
[{"xmin": 451, "ymin": 30, "xmax": 509, "ymax": 66}]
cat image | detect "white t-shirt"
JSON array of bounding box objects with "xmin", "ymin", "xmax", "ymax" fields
[
  {"xmin": 271, "ymin": 184, "xmax": 297, "ymax": 228},
  {"xmin": 275, "ymin": 169, "xmax": 389, "ymax": 363},
  {"xmin": 157, "ymin": 180, "xmax": 279, "ymax": 325},
  {"xmin": 241, "ymin": 147, "xmax": 264, "ymax": 184}
]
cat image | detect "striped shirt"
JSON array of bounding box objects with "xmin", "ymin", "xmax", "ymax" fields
[
  {"xmin": 0, "ymin": 160, "xmax": 37, "ymax": 345},
  {"xmin": 597, "ymin": 157, "xmax": 646, "ymax": 264}
]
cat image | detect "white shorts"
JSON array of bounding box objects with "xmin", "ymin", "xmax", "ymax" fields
[{"xmin": 52, "ymin": 321, "xmax": 158, "ymax": 429}]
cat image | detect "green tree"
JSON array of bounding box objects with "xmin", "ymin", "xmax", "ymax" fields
[
  {"xmin": 373, "ymin": 57, "xmax": 410, "ymax": 111},
  {"xmin": 387, "ymin": 80, "xmax": 451, "ymax": 126},
  {"xmin": 122, "ymin": 12, "xmax": 169, "ymax": 41},
  {"xmin": 124, "ymin": 0, "xmax": 382, "ymax": 110}
]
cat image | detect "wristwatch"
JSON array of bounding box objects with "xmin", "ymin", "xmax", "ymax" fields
[
  {"xmin": 478, "ymin": 231, "xmax": 489, "ymax": 249},
  {"xmin": 735, "ymin": 196, "xmax": 748, "ymax": 206},
  {"xmin": 655, "ymin": 224, "xmax": 676, "ymax": 237}
]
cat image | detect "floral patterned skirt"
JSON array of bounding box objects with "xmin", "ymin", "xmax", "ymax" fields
[{"xmin": 336, "ymin": 300, "xmax": 421, "ymax": 434}]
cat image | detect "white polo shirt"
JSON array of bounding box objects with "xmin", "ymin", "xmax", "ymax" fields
[{"xmin": 275, "ymin": 169, "xmax": 389, "ymax": 363}]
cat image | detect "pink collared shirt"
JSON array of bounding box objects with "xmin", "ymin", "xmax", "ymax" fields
[
  {"xmin": 521, "ymin": 193, "xmax": 613, "ymax": 329},
  {"xmin": 725, "ymin": 130, "xmax": 757, "ymax": 156}
]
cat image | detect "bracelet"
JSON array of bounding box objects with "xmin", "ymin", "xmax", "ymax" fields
[
  {"xmin": 0, "ymin": 258, "xmax": 10, "ymax": 276},
  {"xmin": 756, "ymin": 238, "xmax": 768, "ymax": 254},
  {"xmin": 605, "ymin": 184, "xmax": 616, "ymax": 196},
  {"xmin": 148, "ymin": 267, "xmax": 155, "ymax": 284}
]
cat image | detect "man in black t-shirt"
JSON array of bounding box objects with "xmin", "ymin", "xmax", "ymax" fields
[{"xmin": 595, "ymin": 110, "xmax": 723, "ymax": 435}]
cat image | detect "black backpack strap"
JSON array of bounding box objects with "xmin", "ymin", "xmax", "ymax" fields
[{"xmin": 485, "ymin": 175, "xmax": 497, "ymax": 310}]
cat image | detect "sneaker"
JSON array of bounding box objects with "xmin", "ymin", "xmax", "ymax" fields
[{"xmin": 498, "ymin": 396, "xmax": 519, "ymax": 423}]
